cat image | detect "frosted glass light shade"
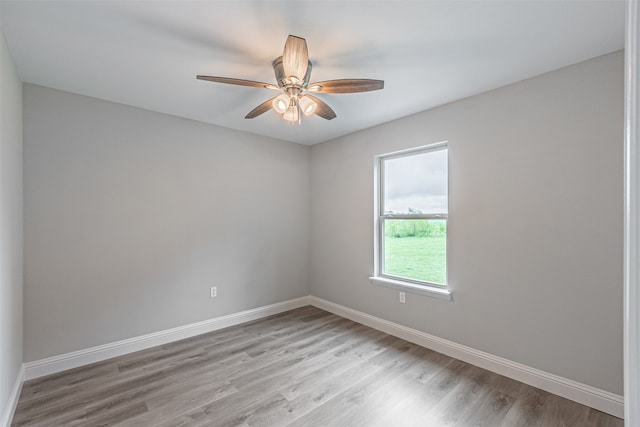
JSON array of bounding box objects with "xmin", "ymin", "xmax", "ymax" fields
[
  {"xmin": 283, "ymin": 104, "xmax": 299, "ymax": 122},
  {"xmin": 272, "ymin": 94, "xmax": 290, "ymax": 114},
  {"xmin": 299, "ymin": 96, "xmax": 317, "ymax": 116}
]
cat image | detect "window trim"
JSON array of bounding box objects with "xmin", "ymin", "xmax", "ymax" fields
[{"xmin": 371, "ymin": 142, "xmax": 452, "ymax": 301}]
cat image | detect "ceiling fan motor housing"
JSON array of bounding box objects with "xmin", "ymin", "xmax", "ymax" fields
[{"xmin": 273, "ymin": 56, "xmax": 312, "ymax": 89}]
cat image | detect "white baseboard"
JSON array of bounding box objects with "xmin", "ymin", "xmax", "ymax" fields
[
  {"xmin": 1, "ymin": 364, "xmax": 24, "ymax": 427},
  {"xmin": 23, "ymin": 296, "xmax": 310, "ymax": 381},
  {"xmin": 309, "ymin": 296, "xmax": 624, "ymax": 419}
]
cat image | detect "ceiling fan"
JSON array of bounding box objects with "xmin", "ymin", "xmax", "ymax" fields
[{"xmin": 197, "ymin": 35, "xmax": 384, "ymax": 124}]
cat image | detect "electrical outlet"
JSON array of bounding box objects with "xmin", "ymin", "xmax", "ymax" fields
[
  {"xmin": 210, "ymin": 287, "xmax": 217, "ymax": 298},
  {"xmin": 399, "ymin": 292, "xmax": 406, "ymax": 304}
]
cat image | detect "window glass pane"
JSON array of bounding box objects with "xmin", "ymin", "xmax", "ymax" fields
[
  {"xmin": 383, "ymin": 149, "xmax": 447, "ymax": 215},
  {"xmin": 383, "ymin": 219, "xmax": 447, "ymax": 285}
]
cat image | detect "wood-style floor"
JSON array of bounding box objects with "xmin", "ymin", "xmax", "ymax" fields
[{"xmin": 12, "ymin": 306, "xmax": 623, "ymax": 427}]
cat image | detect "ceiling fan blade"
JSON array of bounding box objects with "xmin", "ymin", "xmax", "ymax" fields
[
  {"xmin": 307, "ymin": 79, "xmax": 384, "ymax": 93},
  {"xmin": 197, "ymin": 75, "xmax": 278, "ymax": 90},
  {"xmin": 305, "ymin": 95, "xmax": 336, "ymax": 120},
  {"xmin": 245, "ymin": 97, "xmax": 277, "ymax": 119},
  {"xmin": 282, "ymin": 35, "xmax": 309, "ymax": 82}
]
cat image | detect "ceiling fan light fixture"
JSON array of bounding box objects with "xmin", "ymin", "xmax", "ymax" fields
[
  {"xmin": 197, "ymin": 35, "xmax": 383, "ymax": 123},
  {"xmin": 299, "ymin": 95, "xmax": 317, "ymax": 116},
  {"xmin": 272, "ymin": 94, "xmax": 290, "ymax": 114}
]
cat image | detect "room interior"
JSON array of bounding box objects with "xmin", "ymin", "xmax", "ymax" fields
[{"xmin": 1, "ymin": 1, "xmax": 639, "ymax": 426}]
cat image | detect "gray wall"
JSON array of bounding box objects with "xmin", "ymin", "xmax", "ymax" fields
[
  {"xmin": 0, "ymin": 30, "xmax": 23, "ymax": 420},
  {"xmin": 23, "ymin": 85, "xmax": 310, "ymax": 361},
  {"xmin": 310, "ymin": 51, "xmax": 624, "ymax": 395}
]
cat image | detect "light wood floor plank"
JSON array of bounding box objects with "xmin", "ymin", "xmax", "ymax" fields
[{"xmin": 12, "ymin": 306, "xmax": 623, "ymax": 426}]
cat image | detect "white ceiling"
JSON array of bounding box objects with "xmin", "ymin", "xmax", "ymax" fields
[{"xmin": 0, "ymin": 0, "xmax": 625, "ymax": 145}]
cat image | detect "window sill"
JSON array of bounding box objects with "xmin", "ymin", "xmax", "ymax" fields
[{"xmin": 369, "ymin": 276, "xmax": 453, "ymax": 301}]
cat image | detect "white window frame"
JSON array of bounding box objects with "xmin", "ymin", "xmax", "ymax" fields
[{"xmin": 370, "ymin": 142, "xmax": 452, "ymax": 301}]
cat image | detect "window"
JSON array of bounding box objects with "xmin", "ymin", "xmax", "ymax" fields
[{"xmin": 371, "ymin": 142, "xmax": 451, "ymax": 300}]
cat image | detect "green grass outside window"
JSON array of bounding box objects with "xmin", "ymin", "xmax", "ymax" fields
[{"xmin": 383, "ymin": 219, "xmax": 446, "ymax": 285}]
